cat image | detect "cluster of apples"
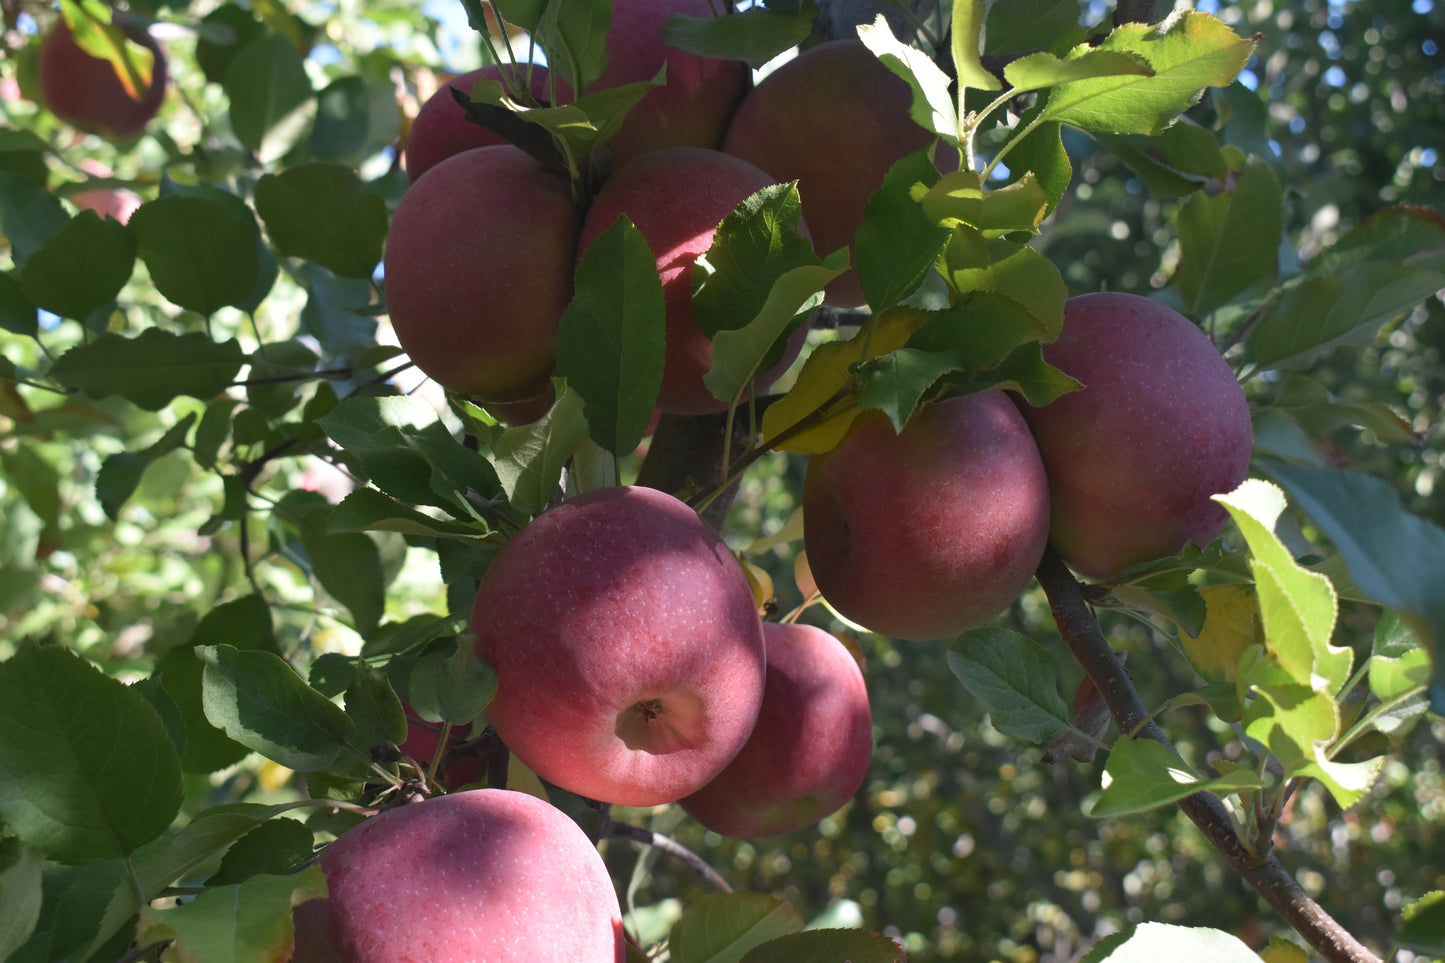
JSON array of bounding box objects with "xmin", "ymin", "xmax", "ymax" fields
[
  {"xmin": 805, "ymin": 290, "xmax": 1256, "ymax": 642},
  {"xmin": 383, "ymin": 0, "xmax": 931, "ymax": 418},
  {"xmin": 295, "ymin": 487, "xmax": 873, "ymax": 960}
]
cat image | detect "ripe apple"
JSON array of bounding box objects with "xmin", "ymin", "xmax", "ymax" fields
[
  {"xmin": 803, "ymin": 391, "xmax": 1051, "ymax": 641},
  {"xmin": 70, "ymin": 161, "xmax": 140, "ymax": 225},
  {"xmin": 722, "ymin": 39, "xmax": 932, "ymax": 308},
  {"xmin": 291, "ymin": 789, "xmax": 624, "ymax": 962},
  {"xmin": 39, "ymin": 17, "xmax": 167, "ymax": 141},
  {"xmin": 405, "ymin": 63, "xmax": 552, "ymax": 183},
  {"xmin": 681, "ymin": 621, "xmax": 872, "ymax": 837},
  {"xmin": 578, "ymin": 146, "xmax": 806, "ymax": 415},
  {"xmin": 564, "ymin": 0, "xmax": 746, "ymax": 166},
  {"xmin": 1021, "ymin": 291, "xmax": 1254, "ymax": 580},
  {"xmin": 383, "ymin": 144, "xmax": 581, "ymax": 402},
  {"xmin": 471, "ymin": 485, "xmax": 766, "ymax": 807}
]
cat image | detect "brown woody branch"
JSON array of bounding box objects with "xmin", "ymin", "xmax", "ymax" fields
[{"xmin": 1034, "ymin": 547, "xmax": 1381, "ymax": 963}]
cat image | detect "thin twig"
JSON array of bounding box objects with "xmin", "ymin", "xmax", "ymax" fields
[
  {"xmin": 1034, "ymin": 547, "xmax": 1382, "ymax": 963},
  {"xmin": 604, "ymin": 822, "xmax": 734, "ymax": 894}
]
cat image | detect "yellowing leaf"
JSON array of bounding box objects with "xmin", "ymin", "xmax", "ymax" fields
[
  {"xmin": 740, "ymin": 556, "xmax": 776, "ymax": 615},
  {"xmin": 761, "ymin": 307, "xmax": 930, "ymax": 454},
  {"xmin": 1182, "ymin": 584, "xmax": 1262, "ymax": 682}
]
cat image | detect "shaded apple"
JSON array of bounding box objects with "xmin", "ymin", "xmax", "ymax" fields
[
  {"xmin": 578, "ymin": 146, "xmax": 807, "ymax": 415},
  {"xmin": 397, "ymin": 703, "xmax": 483, "ymax": 790},
  {"xmin": 39, "ymin": 17, "xmax": 167, "ymax": 141},
  {"xmin": 471, "ymin": 485, "xmax": 766, "ymax": 807},
  {"xmin": 681, "ymin": 621, "xmax": 872, "ymax": 837},
  {"xmin": 563, "ymin": 0, "xmax": 746, "ymax": 166},
  {"xmin": 722, "ymin": 39, "xmax": 932, "ymax": 308},
  {"xmin": 405, "ymin": 63, "xmax": 552, "ymax": 183},
  {"xmin": 383, "ymin": 144, "xmax": 581, "ymax": 402},
  {"xmin": 1021, "ymin": 291, "xmax": 1254, "ymax": 580},
  {"xmin": 803, "ymin": 391, "xmax": 1051, "ymax": 641},
  {"xmin": 292, "ymin": 789, "xmax": 624, "ymax": 962},
  {"xmin": 70, "ymin": 161, "xmax": 141, "ymax": 224}
]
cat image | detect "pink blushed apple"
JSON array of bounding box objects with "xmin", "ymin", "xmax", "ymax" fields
[
  {"xmin": 1021, "ymin": 292, "xmax": 1254, "ymax": 580},
  {"xmin": 292, "ymin": 789, "xmax": 624, "ymax": 962},
  {"xmin": 405, "ymin": 63, "xmax": 552, "ymax": 183},
  {"xmin": 803, "ymin": 391, "xmax": 1051, "ymax": 641},
  {"xmin": 681, "ymin": 621, "xmax": 872, "ymax": 837},
  {"xmin": 471, "ymin": 485, "xmax": 766, "ymax": 807}
]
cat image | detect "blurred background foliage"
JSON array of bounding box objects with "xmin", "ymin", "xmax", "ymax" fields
[{"xmin": 0, "ymin": 0, "xmax": 1441, "ymax": 960}]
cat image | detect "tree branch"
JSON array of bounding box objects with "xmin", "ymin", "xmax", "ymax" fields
[
  {"xmin": 604, "ymin": 821, "xmax": 734, "ymax": 894},
  {"xmin": 1034, "ymin": 547, "xmax": 1382, "ymax": 963}
]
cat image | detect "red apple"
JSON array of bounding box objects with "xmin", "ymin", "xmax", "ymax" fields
[
  {"xmin": 565, "ymin": 0, "xmax": 746, "ymax": 166},
  {"xmin": 681, "ymin": 621, "xmax": 872, "ymax": 837},
  {"xmin": 578, "ymin": 146, "xmax": 806, "ymax": 415},
  {"xmin": 383, "ymin": 144, "xmax": 581, "ymax": 402},
  {"xmin": 803, "ymin": 391, "xmax": 1051, "ymax": 641},
  {"xmin": 471, "ymin": 485, "xmax": 766, "ymax": 807},
  {"xmin": 405, "ymin": 63, "xmax": 552, "ymax": 183},
  {"xmin": 293, "ymin": 789, "xmax": 624, "ymax": 962},
  {"xmin": 722, "ymin": 39, "xmax": 932, "ymax": 308},
  {"xmin": 39, "ymin": 17, "xmax": 167, "ymax": 141},
  {"xmin": 1022, "ymin": 292, "xmax": 1254, "ymax": 580},
  {"xmin": 70, "ymin": 161, "xmax": 141, "ymax": 225}
]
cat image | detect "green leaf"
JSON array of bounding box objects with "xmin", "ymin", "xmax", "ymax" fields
[
  {"xmin": 936, "ymin": 231, "xmax": 1067, "ymax": 338},
  {"xmin": 1004, "ymin": 48, "xmax": 1153, "ymax": 93},
  {"xmin": 308, "ymin": 75, "xmax": 372, "ymax": 159},
  {"xmin": 661, "ymin": 4, "xmax": 816, "ymax": 68},
  {"xmin": 1093, "ymin": 119, "xmax": 1229, "ymax": 199},
  {"xmin": 405, "ymin": 640, "xmax": 497, "ymax": 726},
  {"xmin": 1241, "ymin": 683, "xmax": 1339, "ymax": 773},
  {"xmin": 555, "ymin": 216, "xmax": 665, "ymax": 456},
  {"xmin": 985, "ymin": 0, "xmax": 1082, "ymax": 55},
  {"xmin": 1080, "ymin": 922, "xmax": 1264, "ymax": 962},
  {"xmin": 18, "ymin": 210, "xmax": 135, "ymax": 320},
  {"xmin": 1308, "ymin": 204, "xmax": 1445, "ymax": 277},
  {"xmin": 0, "ymin": 171, "xmax": 70, "ymax": 267},
  {"xmin": 1179, "ymin": 584, "xmax": 1261, "ymax": 683},
  {"xmin": 979, "ymin": 339, "xmax": 1080, "ymax": 406},
  {"xmin": 1397, "ymin": 891, "xmax": 1445, "ymax": 957},
  {"xmin": 999, "ymin": 115, "xmax": 1072, "ymax": 215},
  {"xmin": 0, "ymin": 841, "xmax": 43, "ymax": 960},
  {"xmin": 669, "ymin": 892, "xmax": 804, "ymax": 963},
  {"xmin": 50, "ymin": 329, "xmax": 244, "ymax": 410},
  {"xmin": 207, "ymin": 817, "xmax": 316, "ymax": 885},
  {"xmin": 692, "ymin": 183, "xmax": 821, "ymax": 339},
  {"xmin": 95, "ymin": 413, "xmax": 196, "ymax": 520},
  {"xmin": 318, "ymin": 395, "xmax": 499, "ymax": 516},
  {"xmin": 198, "ymin": 644, "xmax": 356, "ymax": 771},
  {"xmin": 1215, "ymin": 479, "xmax": 1350, "ymax": 696},
  {"xmin": 949, "ymin": 0, "xmax": 1002, "ymax": 93},
  {"xmin": 487, "ymin": 381, "xmax": 592, "ymax": 515},
  {"xmin": 286, "ymin": 491, "xmax": 386, "ymax": 636},
  {"xmin": 254, "ymin": 164, "xmax": 388, "ymax": 279},
  {"xmin": 0, "ymin": 271, "xmax": 38, "ymax": 337},
  {"xmin": 1174, "ymin": 154, "xmax": 1282, "ymax": 316},
  {"xmin": 1043, "ymin": 11, "xmax": 1255, "ymax": 135},
  {"xmin": 1090, "ymin": 737, "xmax": 1262, "ymax": 817},
  {"xmin": 1247, "ymin": 261, "xmax": 1445, "ymax": 371},
  {"xmin": 704, "ymin": 253, "xmax": 846, "ymax": 407},
  {"xmin": 129, "ymin": 194, "xmax": 260, "ymax": 315},
  {"xmin": 330, "ymin": 487, "xmax": 494, "ymax": 540},
  {"xmin": 1255, "ymin": 460, "xmax": 1445, "ymax": 713},
  {"xmin": 855, "ymin": 349, "xmax": 958, "ymax": 430},
  {"xmin": 859, "ymin": 15, "xmax": 961, "ymax": 137},
  {"xmin": 530, "ymin": 0, "xmax": 611, "ymax": 93},
  {"xmin": 343, "ymin": 659, "xmax": 407, "ymax": 751},
  {"xmin": 156, "ymin": 596, "xmax": 279, "ymax": 774},
  {"xmin": 947, "ymin": 627, "xmax": 1071, "ymax": 742},
  {"xmin": 224, "ymin": 32, "xmax": 317, "ymax": 162},
  {"xmin": 855, "ymin": 149, "xmax": 951, "ymax": 312},
  {"xmin": 137, "ymin": 866, "xmax": 327, "ymax": 963},
  {"xmin": 1369, "ymin": 610, "xmax": 1431, "ymax": 702},
  {"xmin": 739, "ymin": 929, "xmax": 906, "ymax": 963},
  {"xmin": 6, "ymin": 859, "xmax": 130, "ymax": 963},
  {"xmin": 915, "ymin": 171, "xmax": 1050, "ymax": 236},
  {"xmin": 0, "ymin": 643, "xmax": 182, "ymax": 863}
]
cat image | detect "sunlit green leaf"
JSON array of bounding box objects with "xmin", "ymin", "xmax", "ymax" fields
[
  {"xmin": 1090, "ymin": 737, "xmax": 1262, "ymax": 817},
  {"xmin": 669, "ymin": 891, "xmax": 804, "ymax": 963}
]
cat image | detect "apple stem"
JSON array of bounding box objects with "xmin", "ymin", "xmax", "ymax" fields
[{"xmin": 1035, "ymin": 547, "xmax": 1383, "ymax": 963}]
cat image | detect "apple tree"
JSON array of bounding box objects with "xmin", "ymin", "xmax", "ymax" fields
[{"xmin": 0, "ymin": 0, "xmax": 1442, "ymax": 960}]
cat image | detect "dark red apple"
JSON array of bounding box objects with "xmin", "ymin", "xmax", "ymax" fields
[
  {"xmin": 39, "ymin": 17, "xmax": 167, "ymax": 141},
  {"xmin": 803, "ymin": 391, "xmax": 1051, "ymax": 640},
  {"xmin": 681, "ymin": 621, "xmax": 872, "ymax": 837}
]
